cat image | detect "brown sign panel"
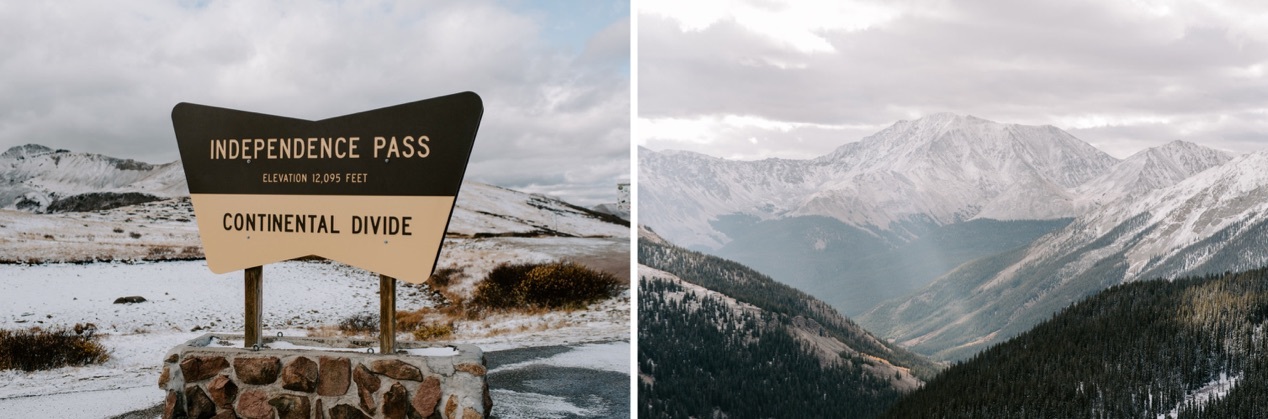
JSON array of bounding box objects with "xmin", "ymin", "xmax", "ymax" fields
[{"xmin": 171, "ymin": 92, "xmax": 483, "ymax": 283}]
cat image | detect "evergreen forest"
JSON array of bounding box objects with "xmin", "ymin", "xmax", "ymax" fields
[
  {"xmin": 638, "ymin": 236, "xmax": 937, "ymax": 418},
  {"xmin": 883, "ymin": 268, "xmax": 1268, "ymax": 418}
]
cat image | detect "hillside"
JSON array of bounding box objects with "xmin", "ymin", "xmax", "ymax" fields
[
  {"xmin": 864, "ymin": 150, "xmax": 1268, "ymax": 360},
  {"xmin": 638, "ymin": 227, "xmax": 937, "ymax": 418},
  {"xmin": 882, "ymin": 267, "xmax": 1268, "ymax": 418},
  {"xmin": 0, "ymin": 144, "xmax": 185, "ymax": 212},
  {"xmin": 0, "ymin": 145, "xmax": 628, "ymax": 263}
]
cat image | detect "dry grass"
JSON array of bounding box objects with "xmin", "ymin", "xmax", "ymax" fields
[
  {"xmin": 472, "ymin": 261, "xmax": 620, "ymax": 311},
  {"xmin": 322, "ymin": 262, "xmax": 619, "ymax": 343},
  {"xmin": 411, "ymin": 322, "xmax": 454, "ymax": 341},
  {"xmin": 337, "ymin": 313, "xmax": 378, "ymax": 334},
  {"xmin": 0, "ymin": 325, "xmax": 110, "ymax": 372}
]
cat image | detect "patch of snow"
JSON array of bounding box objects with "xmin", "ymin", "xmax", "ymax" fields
[
  {"xmin": 0, "ymin": 386, "xmax": 162, "ymax": 419},
  {"xmin": 489, "ymin": 389, "xmax": 594, "ymax": 418},
  {"xmin": 407, "ymin": 347, "xmax": 460, "ymax": 357},
  {"xmin": 0, "ymin": 260, "xmax": 436, "ymax": 334},
  {"xmin": 1158, "ymin": 372, "xmax": 1241, "ymax": 419}
]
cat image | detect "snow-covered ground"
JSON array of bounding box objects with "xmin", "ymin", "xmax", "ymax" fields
[
  {"xmin": 0, "ymin": 236, "xmax": 629, "ymax": 417},
  {"xmin": 0, "ymin": 152, "xmax": 631, "ymax": 417}
]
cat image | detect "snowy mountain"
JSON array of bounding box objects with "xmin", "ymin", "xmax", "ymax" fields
[
  {"xmin": 0, "ymin": 144, "xmax": 186, "ymax": 211},
  {"xmin": 642, "ymin": 114, "xmax": 1257, "ymax": 361},
  {"xmin": 446, "ymin": 183, "xmax": 629, "ymax": 238},
  {"xmin": 640, "ymin": 114, "xmax": 1119, "ymax": 250},
  {"xmin": 1074, "ymin": 140, "xmax": 1232, "ymax": 210},
  {"xmin": 0, "ymin": 144, "xmax": 627, "ymax": 263},
  {"xmin": 863, "ymin": 150, "xmax": 1268, "ymax": 360}
]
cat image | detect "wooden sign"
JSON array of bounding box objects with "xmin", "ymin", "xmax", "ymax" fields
[{"xmin": 172, "ymin": 92, "xmax": 483, "ymax": 283}]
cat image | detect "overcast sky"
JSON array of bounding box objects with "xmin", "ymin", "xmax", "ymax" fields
[
  {"xmin": 0, "ymin": 0, "xmax": 628, "ymax": 206},
  {"xmin": 637, "ymin": 0, "xmax": 1268, "ymax": 161}
]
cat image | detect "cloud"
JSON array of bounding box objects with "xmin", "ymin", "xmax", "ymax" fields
[
  {"xmin": 0, "ymin": 0, "xmax": 629, "ymax": 206},
  {"xmin": 638, "ymin": 0, "xmax": 1268, "ymax": 160}
]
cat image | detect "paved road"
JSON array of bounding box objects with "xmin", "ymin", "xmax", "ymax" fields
[{"xmin": 486, "ymin": 342, "xmax": 630, "ymax": 418}]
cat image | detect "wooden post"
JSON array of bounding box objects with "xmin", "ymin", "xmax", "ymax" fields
[
  {"xmin": 245, "ymin": 266, "xmax": 263, "ymax": 348},
  {"xmin": 380, "ymin": 274, "xmax": 396, "ymax": 354}
]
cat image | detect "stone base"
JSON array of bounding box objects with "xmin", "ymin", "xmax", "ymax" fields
[{"xmin": 158, "ymin": 333, "xmax": 490, "ymax": 419}]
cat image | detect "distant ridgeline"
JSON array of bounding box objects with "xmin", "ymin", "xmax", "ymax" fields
[
  {"xmin": 0, "ymin": 144, "xmax": 183, "ymax": 213},
  {"xmin": 638, "ymin": 230, "xmax": 938, "ymax": 418},
  {"xmin": 883, "ymin": 267, "xmax": 1268, "ymax": 418}
]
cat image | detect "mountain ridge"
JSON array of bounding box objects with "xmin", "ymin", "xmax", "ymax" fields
[
  {"xmin": 1, "ymin": 144, "xmax": 187, "ymax": 211},
  {"xmin": 640, "ymin": 113, "xmax": 1124, "ymax": 251}
]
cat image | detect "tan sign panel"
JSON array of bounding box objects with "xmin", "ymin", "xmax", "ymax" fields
[{"xmin": 171, "ymin": 92, "xmax": 483, "ymax": 283}]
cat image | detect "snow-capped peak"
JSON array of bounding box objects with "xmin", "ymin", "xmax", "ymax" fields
[
  {"xmin": 1, "ymin": 144, "xmax": 57, "ymax": 160},
  {"xmin": 0, "ymin": 144, "xmax": 187, "ymax": 211},
  {"xmin": 1075, "ymin": 140, "xmax": 1232, "ymax": 209},
  {"xmin": 641, "ymin": 114, "xmax": 1121, "ymax": 249}
]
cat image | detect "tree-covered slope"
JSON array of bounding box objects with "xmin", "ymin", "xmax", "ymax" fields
[
  {"xmin": 882, "ymin": 268, "xmax": 1268, "ymax": 418},
  {"xmin": 638, "ymin": 229, "xmax": 938, "ymax": 418}
]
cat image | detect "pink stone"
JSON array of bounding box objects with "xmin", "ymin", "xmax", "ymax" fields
[
  {"xmin": 353, "ymin": 364, "xmax": 380, "ymax": 414},
  {"xmin": 234, "ymin": 357, "xmax": 281, "ymax": 385},
  {"xmin": 445, "ymin": 395, "xmax": 458, "ymax": 419},
  {"xmin": 236, "ymin": 389, "xmax": 274, "ymax": 419},
  {"xmin": 411, "ymin": 376, "xmax": 442, "ymax": 417},
  {"xmin": 382, "ymin": 382, "xmax": 409, "ymax": 419},
  {"xmin": 179, "ymin": 355, "xmax": 228, "ymax": 382},
  {"xmin": 281, "ymin": 356, "xmax": 318, "ymax": 392},
  {"xmin": 454, "ymin": 362, "xmax": 487, "ymax": 376},
  {"xmin": 269, "ymin": 394, "xmax": 311, "ymax": 419},
  {"xmin": 318, "ymin": 356, "xmax": 351, "ymax": 396},
  {"xmin": 158, "ymin": 366, "xmax": 171, "ymax": 389},
  {"xmin": 207, "ymin": 375, "xmax": 237, "ymax": 409},
  {"xmin": 163, "ymin": 390, "xmax": 182, "ymax": 419},
  {"xmin": 369, "ymin": 359, "xmax": 424, "ymax": 381},
  {"xmin": 184, "ymin": 385, "xmax": 216, "ymax": 419},
  {"xmin": 329, "ymin": 404, "xmax": 372, "ymax": 419}
]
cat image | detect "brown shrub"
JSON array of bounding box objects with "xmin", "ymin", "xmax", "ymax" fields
[
  {"xmin": 0, "ymin": 327, "xmax": 110, "ymax": 371},
  {"xmin": 411, "ymin": 323, "xmax": 454, "ymax": 341},
  {"xmin": 472, "ymin": 261, "xmax": 619, "ymax": 310},
  {"xmin": 428, "ymin": 267, "xmax": 465, "ymax": 289}
]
